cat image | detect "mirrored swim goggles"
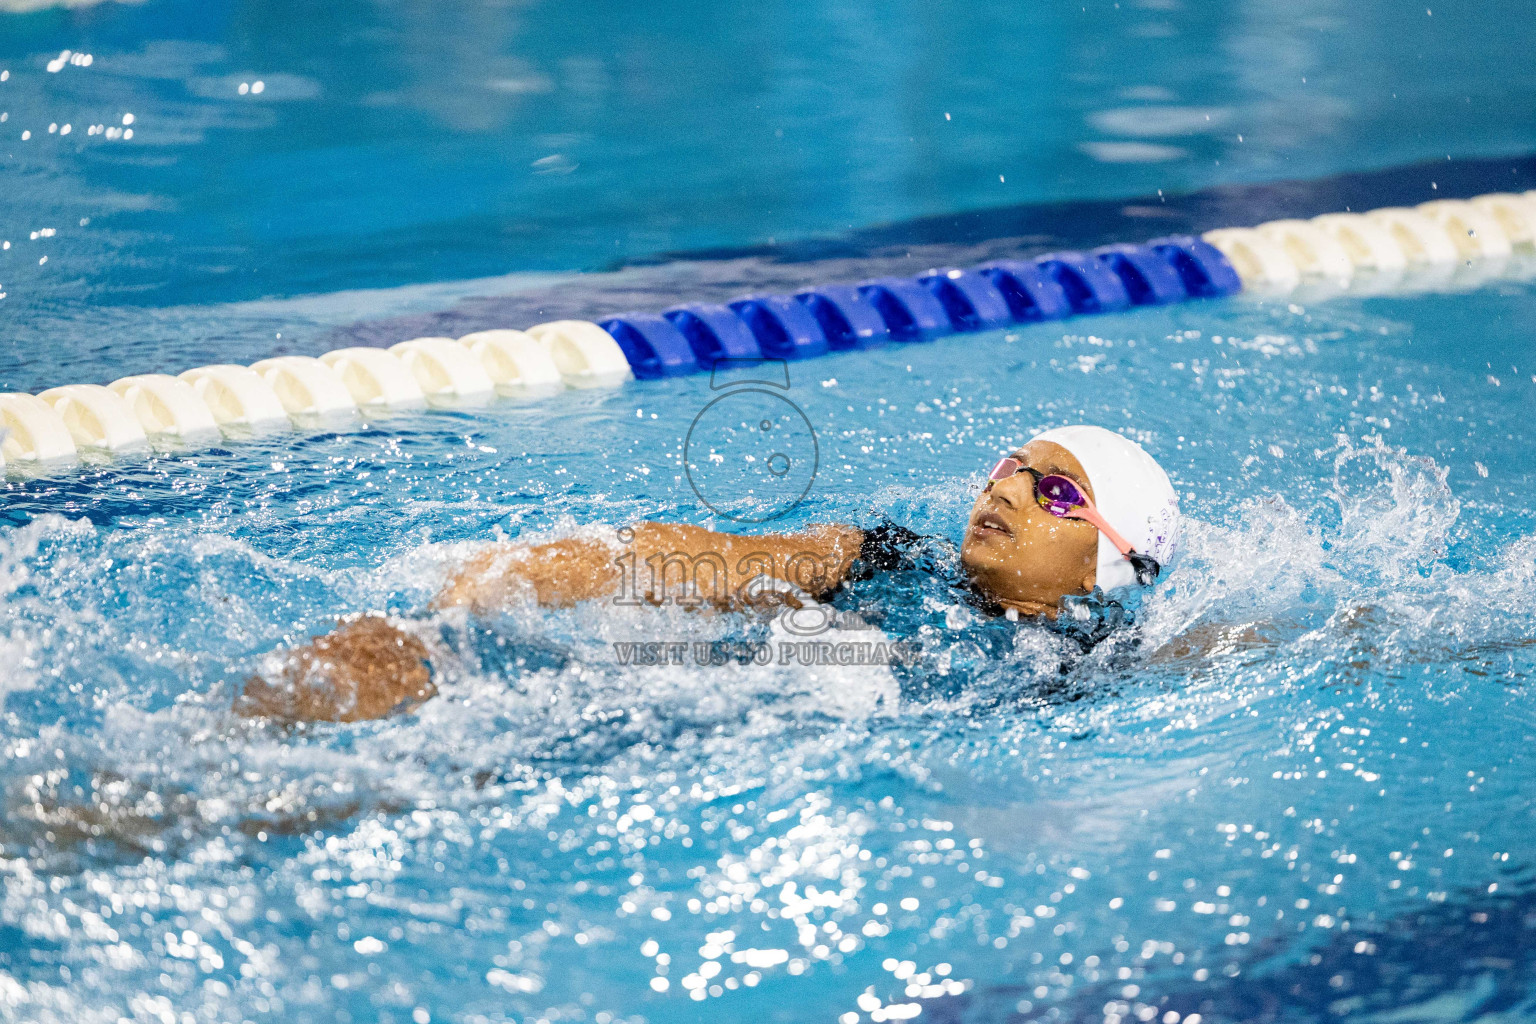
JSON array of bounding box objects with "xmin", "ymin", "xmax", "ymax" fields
[{"xmin": 985, "ymin": 456, "xmax": 1162, "ymax": 586}]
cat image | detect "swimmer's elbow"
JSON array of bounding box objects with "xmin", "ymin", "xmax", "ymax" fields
[
  {"xmin": 432, "ymin": 571, "xmax": 491, "ymax": 612},
  {"xmin": 431, "ymin": 543, "xmax": 526, "ymax": 613}
]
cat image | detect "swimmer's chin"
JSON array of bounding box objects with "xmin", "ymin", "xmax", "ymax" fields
[
  {"xmin": 959, "ymin": 553, "xmax": 1076, "ymax": 622},
  {"xmin": 995, "ymin": 598, "xmax": 1061, "ymax": 621}
]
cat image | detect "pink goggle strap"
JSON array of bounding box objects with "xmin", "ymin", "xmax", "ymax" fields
[{"xmin": 1058, "ymin": 501, "xmax": 1138, "ymax": 559}]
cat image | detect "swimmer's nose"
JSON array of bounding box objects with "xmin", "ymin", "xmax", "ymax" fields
[{"xmin": 988, "ymin": 474, "xmax": 1028, "ymax": 509}]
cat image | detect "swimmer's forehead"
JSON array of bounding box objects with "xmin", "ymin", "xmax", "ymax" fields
[{"xmin": 1007, "ymin": 438, "xmax": 1086, "ymax": 479}]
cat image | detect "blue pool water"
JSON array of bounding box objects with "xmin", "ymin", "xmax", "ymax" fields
[
  {"xmin": 4, "ymin": 3, "xmax": 1536, "ymax": 1024},
  {"xmin": 4, "ymin": 283, "xmax": 1536, "ymax": 1023}
]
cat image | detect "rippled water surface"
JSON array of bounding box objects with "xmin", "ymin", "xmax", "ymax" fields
[
  {"xmin": 5, "ymin": 1, "xmax": 1536, "ymax": 1023},
  {"xmin": 3, "ymin": 276, "xmax": 1536, "ymax": 1023}
]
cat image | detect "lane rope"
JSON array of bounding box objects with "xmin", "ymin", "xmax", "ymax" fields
[{"xmin": 3, "ymin": 191, "xmax": 1534, "ymax": 475}]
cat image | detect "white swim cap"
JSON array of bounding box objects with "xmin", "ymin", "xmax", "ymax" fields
[{"xmin": 1032, "ymin": 425, "xmax": 1180, "ymax": 593}]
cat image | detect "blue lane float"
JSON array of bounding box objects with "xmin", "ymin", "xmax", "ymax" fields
[
  {"xmin": 795, "ymin": 285, "xmax": 890, "ymax": 350},
  {"xmin": 917, "ymin": 269, "xmax": 1014, "ymax": 331},
  {"xmin": 1035, "ymin": 251, "xmax": 1133, "ymax": 314},
  {"xmin": 975, "ymin": 261, "xmax": 1074, "ymax": 322},
  {"xmin": 1092, "ymin": 244, "xmax": 1188, "ymax": 305},
  {"xmin": 662, "ymin": 304, "xmax": 763, "ymax": 367},
  {"xmin": 728, "ymin": 295, "xmax": 831, "ymax": 360},
  {"xmin": 598, "ymin": 313, "xmax": 699, "ymax": 379},
  {"xmin": 605, "ymin": 236, "xmax": 1244, "ymax": 381},
  {"xmin": 1146, "ymin": 235, "xmax": 1245, "ymax": 298},
  {"xmin": 857, "ymin": 277, "xmax": 950, "ymax": 339}
]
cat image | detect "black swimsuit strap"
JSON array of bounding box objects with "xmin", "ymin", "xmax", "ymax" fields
[
  {"xmin": 853, "ymin": 518, "xmax": 1001, "ymax": 610},
  {"xmin": 856, "ymin": 519, "xmax": 930, "ymax": 571}
]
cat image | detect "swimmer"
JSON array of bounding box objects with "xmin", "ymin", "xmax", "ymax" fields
[{"xmin": 236, "ymin": 425, "xmax": 1180, "ymax": 723}]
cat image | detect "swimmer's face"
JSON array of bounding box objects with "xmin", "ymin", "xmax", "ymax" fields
[{"xmin": 960, "ymin": 439, "xmax": 1099, "ymax": 619}]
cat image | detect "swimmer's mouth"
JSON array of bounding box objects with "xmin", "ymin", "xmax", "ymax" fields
[{"xmin": 974, "ymin": 511, "xmax": 1012, "ymax": 538}]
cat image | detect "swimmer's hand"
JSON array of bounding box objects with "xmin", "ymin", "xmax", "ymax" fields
[
  {"xmin": 236, "ymin": 616, "xmax": 435, "ymax": 724},
  {"xmin": 432, "ymin": 522, "xmax": 865, "ymax": 614}
]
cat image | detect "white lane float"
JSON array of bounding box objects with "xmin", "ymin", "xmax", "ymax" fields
[
  {"xmin": 1201, "ymin": 228, "xmax": 1302, "ymax": 292},
  {"xmin": 108, "ymin": 374, "xmax": 221, "ymax": 439},
  {"xmin": 178, "ymin": 365, "xmax": 291, "ymax": 428},
  {"xmin": 1254, "ymin": 219, "xmax": 1355, "ymax": 282},
  {"xmin": 458, "ymin": 329, "xmax": 564, "ymax": 396},
  {"xmin": 0, "ymin": 392, "xmax": 77, "ymax": 463},
  {"xmin": 1362, "ymin": 207, "xmax": 1461, "ymax": 265},
  {"xmin": 1307, "ymin": 212, "xmax": 1408, "ymax": 295},
  {"xmin": 524, "ymin": 320, "xmax": 633, "ymax": 388},
  {"xmin": 1469, "ymin": 193, "xmax": 1536, "ymax": 247},
  {"xmin": 1417, "ymin": 199, "xmax": 1513, "ymax": 260},
  {"xmin": 37, "ymin": 384, "xmax": 148, "ymax": 451},
  {"xmin": 387, "ymin": 338, "xmax": 494, "ymax": 405},
  {"xmin": 320, "ymin": 347, "xmax": 425, "ymax": 409},
  {"xmin": 1311, "ymin": 213, "xmax": 1409, "ymax": 272},
  {"xmin": 249, "ymin": 357, "xmax": 357, "ymax": 418}
]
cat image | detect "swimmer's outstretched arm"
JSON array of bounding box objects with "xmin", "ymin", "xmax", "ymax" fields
[
  {"xmin": 236, "ymin": 522, "xmax": 864, "ymax": 723},
  {"xmin": 432, "ymin": 521, "xmax": 865, "ymax": 613}
]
